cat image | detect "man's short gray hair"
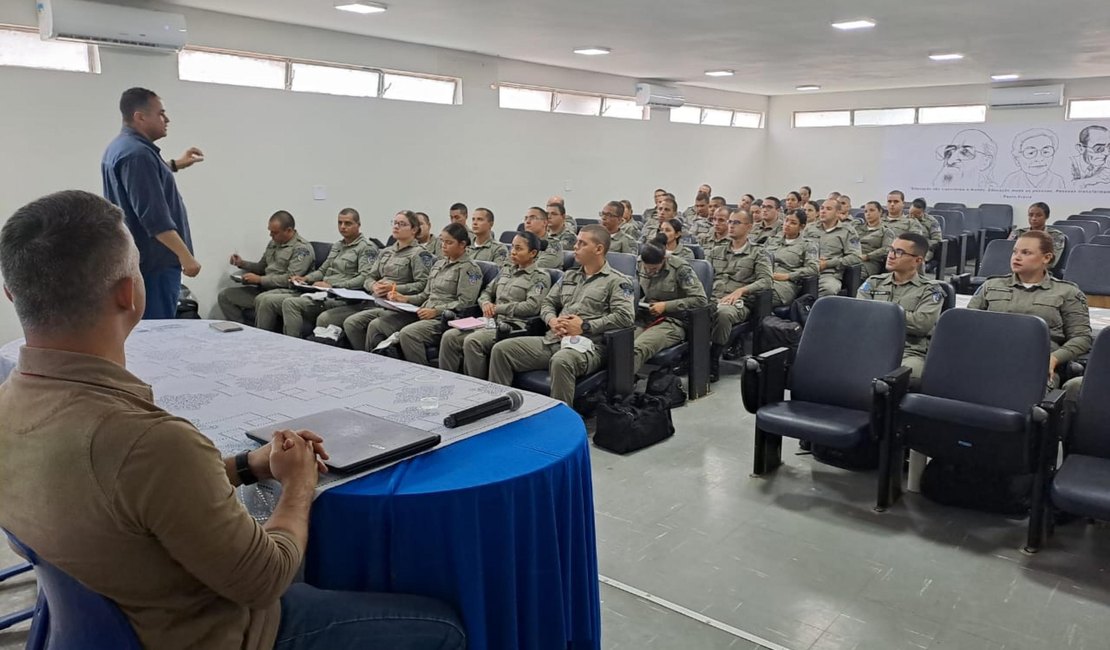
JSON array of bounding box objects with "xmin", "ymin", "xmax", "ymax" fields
[{"xmin": 0, "ymin": 190, "xmax": 138, "ymax": 334}]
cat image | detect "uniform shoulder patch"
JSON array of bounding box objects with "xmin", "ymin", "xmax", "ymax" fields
[
  {"xmin": 467, "ymin": 267, "xmax": 481, "ymax": 285},
  {"xmin": 859, "ymin": 280, "xmax": 871, "ymax": 293},
  {"xmin": 678, "ymin": 264, "xmax": 697, "ymax": 287},
  {"xmin": 365, "ymin": 248, "xmax": 380, "ymax": 263},
  {"xmin": 619, "ymin": 280, "xmax": 635, "ymax": 299},
  {"xmin": 419, "ymin": 251, "xmax": 436, "ymax": 268},
  {"xmin": 293, "ymin": 246, "xmax": 311, "ymax": 260}
]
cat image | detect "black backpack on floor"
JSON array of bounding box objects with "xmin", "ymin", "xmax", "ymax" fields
[
  {"xmin": 646, "ymin": 368, "xmax": 687, "ymax": 409},
  {"xmin": 594, "ymin": 393, "xmax": 675, "ymax": 454}
]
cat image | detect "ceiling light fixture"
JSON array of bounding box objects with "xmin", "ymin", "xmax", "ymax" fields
[
  {"xmin": 796, "ymin": 85, "xmax": 821, "ymax": 91},
  {"xmin": 991, "ymin": 73, "xmax": 1020, "ymax": 81},
  {"xmin": 705, "ymin": 69, "xmax": 735, "ymax": 77},
  {"xmin": 573, "ymin": 47, "xmax": 611, "ymax": 56},
  {"xmin": 831, "ymin": 19, "xmax": 876, "ymax": 31},
  {"xmin": 929, "ymin": 53, "xmax": 964, "ymax": 61},
  {"xmin": 334, "ymin": 1, "xmax": 387, "ymax": 14}
]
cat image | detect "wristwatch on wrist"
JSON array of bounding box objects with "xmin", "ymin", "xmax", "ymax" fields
[
  {"xmin": 235, "ymin": 451, "xmax": 258, "ymax": 486},
  {"xmin": 581, "ymin": 320, "xmax": 592, "ymax": 334},
  {"xmin": 169, "ymin": 158, "xmax": 178, "ymax": 172}
]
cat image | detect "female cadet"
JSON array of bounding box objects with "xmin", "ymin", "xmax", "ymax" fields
[
  {"xmin": 968, "ymin": 230, "xmax": 1091, "ymax": 387},
  {"xmin": 1008, "ymin": 202, "xmax": 1066, "ymax": 270},
  {"xmin": 438, "ymin": 232, "xmax": 552, "ymax": 379},
  {"xmin": 374, "ymin": 222, "xmax": 483, "ymax": 364},
  {"xmin": 657, "ymin": 219, "xmax": 695, "ymax": 261},
  {"xmin": 855, "ymin": 200, "xmax": 896, "ymax": 278},
  {"xmin": 766, "ymin": 209, "xmax": 819, "ymax": 306}
]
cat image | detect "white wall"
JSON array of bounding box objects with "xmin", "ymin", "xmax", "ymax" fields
[
  {"xmin": 765, "ymin": 78, "xmax": 1110, "ymax": 216},
  {"xmin": 0, "ymin": 3, "xmax": 767, "ymax": 344}
]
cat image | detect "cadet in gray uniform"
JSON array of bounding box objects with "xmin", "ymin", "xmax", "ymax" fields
[
  {"xmin": 620, "ymin": 200, "xmax": 642, "ymax": 239},
  {"xmin": 1009, "ymin": 202, "xmax": 1066, "ymax": 269},
  {"xmin": 440, "ymin": 232, "xmax": 552, "ymax": 379},
  {"xmin": 856, "ymin": 233, "xmax": 945, "ymax": 379},
  {"xmin": 752, "ymin": 197, "xmax": 784, "ymax": 244},
  {"xmin": 708, "ymin": 210, "xmax": 773, "ymax": 381},
  {"xmin": 547, "ymin": 196, "xmax": 577, "ymax": 232},
  {"xmin": 547, "ymin": 203, "xmax": 578, "ymax": 252},
  {"xmin": 640, "ymin": 197, "xmax": 682, "ymax": 243},
  {"xmin": 334, "ymin": 211, "xmax": 433, "ymax": 350},
  {"xmin": 804, "ymin": 200, "xmax": 862, "ymax": 297},
  {"xmin": 468, "ymin": 207, "xmax": 509, "ymax": 266},
  {"xmin": 633, "ymin": 242, "xmax": 708, "ymax": 373},
  {"xmin": 600, "ymin": 200, "xmax": 639, "ymax": 254},
  {"xmin": 766, "ymin": 211, "xmax": 819, "ymax": 306},
  {"xmin": 683, "ymin": 193, "xmax": 714, "ymax": 245},
  {"xmin": 427, "ymin": 202, "xmax": 469, "ymax": 258},
  {"xmin": 855, "ymin": 201, "xmax": 896, "ymax": 278},
  {"xmin": 521, "ymin": 206, "xmax": 563, "ymax": 269},
  {"xmin": 968, "ymin": 230, "xmax": 1091, "ymax": 387},
  {"xmin": 702, "ymin": 206, "xmax": 732, "ymax": 248},
  {"xmin": 388, "ymin": 223, "xmax": 483, "ymax": 364},
  {"xmin": 219, "ymin": 210, "xmax": 314, "ymax": 325},
  {"xmin": 883, "ymin": 191, "xmax": 930, "ymax": 245},
  {"xmin": 488, "ymin": 225, "xmax": 635, "ymax": 407},
  {"xmin": 656, "ymin": 221, "xmax": 695, "ymax": 261},
  {"xmin": 275, "ymin": 208, "xmax": 376, "ymax": 337}
]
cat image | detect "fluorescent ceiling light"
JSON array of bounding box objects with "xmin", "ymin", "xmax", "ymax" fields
[
  {"xmin": 335, "ymin": 2, "xmax": 387, "ymax": 14},
  {"xmin": 929, "ymin": 53, "xmax": 964, "ymax": 61},
  {"xmin": 705, "ymin": 69, "xmax": 734, "ymax": 77},
  {"xmin": 796, "ymin": 85, "xmax": 821, "ymax": 91},
  {"xmin": 573, "ymin": 47, "xmax": 610, "ymax": 56},
  {"xmin": 831, "ymin": 19, "xmax": 876, "ymax": 30},
  {"xmin": 991, "ymin": 74, "xmax": 1020, "ymax": 81}
]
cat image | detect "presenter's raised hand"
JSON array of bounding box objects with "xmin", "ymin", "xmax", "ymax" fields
[{"xmin": 175, "ymin": 147, "xmax": 205, "ymax": 170}]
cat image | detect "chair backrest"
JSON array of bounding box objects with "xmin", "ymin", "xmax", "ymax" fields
[
  {"xmin": 934, "ymin": 202, "xmax": 966, "ymax": 210},
  {"xmin": 1064, "ymin": 244, "xmax": 1110, "ymax": 296},
  {"xmin": 632, "ymin": 214, "xmax": 643, "ymax": 223},
  {"xmin": 606, "ymin": 252, "xmax": 638, "ymax": 292},
  {"xmin": 1066, "ymin": 219, "xmax": 1101, "ymax": 239},
  {"xmin": 1053, "ymin": 223, "xmax": 1088, "ymax": 246},
  {"xmin": 961, "ymin": 206, "xmax": 983, "ymax": 231},
  {"xmin": 1074, "ymin": 214, "xmax": 1110, "ymax": 232},
  {"xmin": 688, "ymin": 243, "xmax": 705, "ymax": 260},
  {"xmin": 475, "ymin": 260, "xmax": 501, "ymax": 290},
  {"xmin": 498, "ymin": 231, "xmax": 517, "ymax": 245},
  {"xmin": 1073, "ymin": 328, "xmax": 1110, "ymax": 457},
  {"xmin": 545, "ymin": 268, "xmax": 563, "ymax": 286},
  {"xmin": 931, "ymin": 209, "xmax": 965, "ymax": 235},
  {"xmin": 690, "ymin": 259, "xmax": 713, "ymax": 296},
  {"xmin": 310, "ymin": 241, "xmax": 332, "ymax": 270},
  {"xmin": 791, "ymin": 297, "xmax": 905, "ymax": 411},
  {"xmin": 1089, "ymin": 207, "xmax": 1110, "ymax": 215},
  {"xmin": 3, "ymin": 530, "xmax": 142, "ymax": 650},
  {"xmin": 381, "ymin": 235, "xmax": 394, "ymax": 248},
  {"xmin": 977, "ymin": 203, "xmax": 1014, "ymax": 231},
  {"xmin": 921, "ymin": 309, "xmax": 1049, "ymax": 412},
  {"xmin": 562, "ymin": 251, "xmax": 578, "ymax": 270},
  {"xmin": 978, "ymin": 238, "xmax": 1015, "ymax": 277},
  {"xmin": 939, "ymin": 281, "xmax": 956, "ymax": 311},
  {"xmin": 576, "ymin": 218, "xmax": 600, "ymax": 231},
  {"xmin": 1091, "ymin": 234, "xmax": 1110, "ymax": 246}
]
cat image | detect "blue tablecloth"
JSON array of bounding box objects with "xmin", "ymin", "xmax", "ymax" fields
[{"xmin": 305, "ymin": 404, "xmax": 601, "ymax": 650}]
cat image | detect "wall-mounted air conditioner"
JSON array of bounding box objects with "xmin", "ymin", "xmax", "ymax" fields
[
  {"xmin": 634, "ymin": 83, "xmax": 685, "ymax": 109},
  {"xmin": 38, "ymin": 0, "xmax": 187, "ymax": 52},
  {"xmin": 987, "ymin": 84, "xmax": 1064, "ymax": 109}
]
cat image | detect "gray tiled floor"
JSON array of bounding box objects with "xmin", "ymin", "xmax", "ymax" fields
[{"xmin": 3, "ymin": 360, "xmax": 1109, "ymax": 650}]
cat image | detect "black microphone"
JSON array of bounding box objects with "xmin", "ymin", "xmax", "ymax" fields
[{"xmin": 443, "ymin": 390, "xmax": 524, "ymax": 428}]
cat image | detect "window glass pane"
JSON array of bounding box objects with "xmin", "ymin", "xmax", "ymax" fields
[
  {"xmin": 1068, "ymin": 99, "xmax": 1110, "ymax": 119},
  {"xmin": 917, "ymin": 105, "xmax": 986, "ymax": 124},
  {"xmin": 382, "ymin": 73, "xmax": 456, "ymax": 104},
  {"xmin": 669, "ymin": 105, "xmax": 702, "ymax": 124},
  {"xmin": 853, "ymin": 107, "xmax": 916, "ymax": 126},
  {"xmin": 178, "ymin": 49, "xmax": 285, "ymax": 89},
  {"xmin": 291, "ymin": 62, "xmax": 378, "ymax": 97},
  {"xmin": 732, "ymin": 111, "xmax": 763, "ymax": 128},
  {"xmin": 794, "ymin": 110, "xmax": 851, "ymax": 127},
  {"xmin": 499, "ymin": 86, "xmax": 552, "ymax": 112},
  {"xmin": 0, "ymin": 27, "xmax": 95, "ymax": 72},
  {"xmin": 702, "ymin": 108, "xmax": 733, "ymax": 126},
  {"xmin": 553, "ymin": 92, "xmax": 601, "ymax": 116},
  {"xmin": 601, "ymin": 97, "xmax": 646, "ymax": 120}
]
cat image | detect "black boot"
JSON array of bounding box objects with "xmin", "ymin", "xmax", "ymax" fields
[{"xmin": 709, "ymin": 344, "xmax": 722, "ymax": 383}]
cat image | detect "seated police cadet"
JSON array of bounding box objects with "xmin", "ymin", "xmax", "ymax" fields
[
  {"xmin": 968, "ymin": 230, "xmax": 1091, "ymax": 388},
  {"xmin": 683, "ymin": 192, "xmax": 714, "ymax": 245},
  {"xmin": 632, "ymin": 240, "xmax": 708, "ymax": 373},
  {"xmin": 657, "ymin": 221, "xmax": 695, "ymax": 261},
  {"xmin": 427, "ymin": 203, "xmax": 468, "ymax": 257},
  {"xmin": 334, "ymin": 211, "xmax": 433, "ymax": 350},
  {"xmin": 414, "ymin": 211, "xmax": 434, "ymax": 249},
  {"xmin": 883, "ymin": 191, "xmax": 930, "ymax": 241},
  {"xmin": 640, "ymin": 196, "xmax": 681, "ymax": 243},
  {"xmin": 601, "ymin": 200, "xmax": 640, "ymax": 254},
  {"xmin": 547, "ymin": 203, "xmax": 578, "ymax": 251},
  {"xmin": 703, "ymin": 206, "xmax": 732, "ymax": 249},
  {"xmin": 708, "ymin": 210, "xmax": 772, "ymax": 382},
  {"xmin": 488, "ymin": 225, "xmax": 635, "ymax": 407},
  {"xmin": 766, "ymin": 209, "xmax": 820, "ymax": 307},
  {"xmin": 1009, "ymin": 202, "xmax": 1066, "ymax": 269},
  {"xmin": 219, "ymin": 210, "xmax": 314, "ymax": 326},
  {"xmin": 271, "ymin": 208, "xmax": 376, "ymax": 338},
  {"xmin": 523, "ymin": 206, "xmax": 564, "ymax": 269},
  {"xmin": 641, "ymin": 188, "xmax": 666, "ymax": 225},
  {"xmin": 0, "ymin": 190, "xmax": 465, "ymax": 650},
  {"xmin": 752, "ymin": 197, "xmax": 783, "ymax": 244},
  {"xmin": 439, "ymin": 232, "xmax": 552, "ymax": 379},
  {"xmin": 856, "ymin": 233, "xmax": 944, "ymax": 381},
  {"xmin": 547, "ymin": 196, "xmax": 577, "ymax": 231},
  {"xmin": 803, "ymin": 198, "xmax": 862, "ymax": 297},
  {"xmin": 468, "ymin": 207, "xmax": 509, "ymax": 266},
  {"xmin": 907, "ymin": 197, "xmax": 944, "ymax": 263},
  {"xmin": 619, "ymin": 199, "xmax": 642, "ymax": 239},
  {"xmin": 379, "ymin": 223, "xmax": 482, "ymax": 364},
  {"xmin": 854, "ymin": 201, "xmax": 896, "ymax": 278}
]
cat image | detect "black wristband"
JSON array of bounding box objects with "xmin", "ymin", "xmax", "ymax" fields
[
  {"xmin": 170, "ymin": 158, "xmax": 178, "ymax": 172},
  {"xmin": 235, "ymin": 451, "xmax": 258, "ymax": 486}
]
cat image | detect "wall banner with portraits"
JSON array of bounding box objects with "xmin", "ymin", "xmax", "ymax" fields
[{"xmin": 882, "ymin": 121, "xmax": 1110, "ymax": 203}]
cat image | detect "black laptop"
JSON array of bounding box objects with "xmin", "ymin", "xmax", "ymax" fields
[{"xmin": 246, "ymin": 408, "xmax": 441, "ymax": 475}]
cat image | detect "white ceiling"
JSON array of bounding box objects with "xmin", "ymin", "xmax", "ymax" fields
[{"xmin": 162, "ymin": 0, "xmax": 1110, "ymax": 96}]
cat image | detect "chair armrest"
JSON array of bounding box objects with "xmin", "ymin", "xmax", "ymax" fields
[
  {"xmin": 840, "ymin": 264, "xmax": 862, "ymax": 297},
  {"xmin": 952, "ymin": 273, "xmax": 971, "ymax": 295},
  {"xmin": 740, "ymin": 346, "xmax": 789, "ymax": 414},
  {"xmin": 798, "ymin": 275, "xmax": 818, "ymax": 298},
  {"xmin": 872, "ymin": 366, "xmax": 912, "ymax": 442},
  {"xmin": 604, "ymin": 327, "xmax": 636, "ymax": 397}
]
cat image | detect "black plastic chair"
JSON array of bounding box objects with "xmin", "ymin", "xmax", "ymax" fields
[
  {"xmin": 961, "ymin": 206, "xmax": 983, "ymax": 267},
  {"xmin": 876, "ymin": 309, "xmax": 1062, "ymax": 550},
  {"xmin": 575, "ymin": 218, "xmax": 600, "ymax": 231},
  {"xmin": 1088, "ymin": 208, "xmax": 1110, "ymax": 215},
  {"xmin": 934, "ymin": 202, "xmax": 966, "ymax": 210},
  {"xmin": 561, "ymin": 251, "xmax": 578, "ymax": 270},
  {"xmin": 742, "ymin": 297, "xmax": 905, "ymax": 477},
  {"xmin": 1091, "ymin": 234, "xmax": 1110, "ymax": 246},
  {"xmin": 1065, "ymin": 218, "xmax": 1101, "ymax": 241},
  {"xmin": 978, "ymin": 203, "xmax": 1014, "ymax": 237},
  {"xmin": 952, "ymin": 238, "xmax": 1014, "ymax": 295},
  {"xmin": 646, "ymin": 259, "xmax": 713, "ymax": 400},
  {"xmin": 499, "ymin": 231, "xmax": 517, "ymax": 245},
  {"xmin": 513, "ymin": 329, "xmax": 635, "ymax": 411},
  {"xmin": 930, "ymin": 210, "xmax": 967, "ymax": 274},
  {"xmin": 1052, "ymin": 223, "xmax": 1088, "ymax": 246},
  {"xmin": 310, "ymin": 241, "xmax": 332, "ymax": 270},
  {"xmin": 0, "ymin": 560, "xmax": 33, "ymax": 633},
  {"xmin": 1064, "ymin": 244, "xmax": 1110, "ymax": 307},
  {"xmin": 838, "ymin": 264, "xmax": 863, "ymax": 297},
  {"xmin": 1076, "ymin": 214, "xmax": 1110, "ymax": 232}
]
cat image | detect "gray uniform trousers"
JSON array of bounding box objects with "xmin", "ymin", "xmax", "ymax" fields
[
  {"xmin": 341, "ymin": 308, "xmax": 390, "ymax": 351},
  {"xmin": 253, "ymin": 289, "xmax": 297, "ymax": 332},
  {"xmin": 488, "ymin": 336, "xmax": 603, "ymax": 407},
  {"xmin": 281, "ymin": 296, "xmax": 349, "ymax": 338},
  {"xmin": 217, "ymin": 286, "xmax": 262, "ymax": 324},
  {"xmin": 633, "ymin": 322, "xmax": 684, "ymax": 373},
  {"xmin": 364, "ymin": 311, "xmax": 419, "ymax": 352},
  {"xmin": 711, "ymin": 302, "xmax": 751, "ymax": 346},
  {"xmin": 398, "ymin": 319, "xmax": 446, "ymax": 366},
  {"xmin": 439, "ymin": 328, "xmax": 499, "ymax": 380}
]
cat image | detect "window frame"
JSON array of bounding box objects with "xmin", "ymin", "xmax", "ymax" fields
[
  {"xmin": 1066, "ymin": 98, "xmax": 1110, "ymax": 120},
  {"xmin": 0, "ymin": 23, "xmax": 100, "ymax": 74},
  {"xmin": 496, "ymin": 82, "xmax": 649, "ymax": 120}
]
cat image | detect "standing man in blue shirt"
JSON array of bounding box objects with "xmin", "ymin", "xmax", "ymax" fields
[{"xmin": 102, "ymin": 87, "xmax": 204, "ymax": 319}]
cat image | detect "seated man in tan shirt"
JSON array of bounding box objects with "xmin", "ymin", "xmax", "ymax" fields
[{"xmin": 0, "ymin": 190, "xmax": 465, "ymax": 650}]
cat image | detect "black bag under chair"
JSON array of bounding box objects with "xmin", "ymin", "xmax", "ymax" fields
[
  {"xmin": 645, "ymin": 368, "xmax": 687, "ymax": 409},
  {"xmin": 594, "ymin": 393, "xmax": 675, "ymax": 454}
]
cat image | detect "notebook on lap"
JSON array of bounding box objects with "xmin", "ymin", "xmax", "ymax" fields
[{"xmin": 246, "ymin": 408, "xmax": 441, "ymax": 475}]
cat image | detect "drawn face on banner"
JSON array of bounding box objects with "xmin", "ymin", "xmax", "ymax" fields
[
  {"xmin": 1013, "ymin": 132, "xmax": 1057, "ymax": 177},
  {"xmin": 1077, "ymin": 126, "xmax": 1110, "ymax": 170},
  {"xmin": 935, "ymin": 129, "xmax": 997, "ymax": 186}
]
